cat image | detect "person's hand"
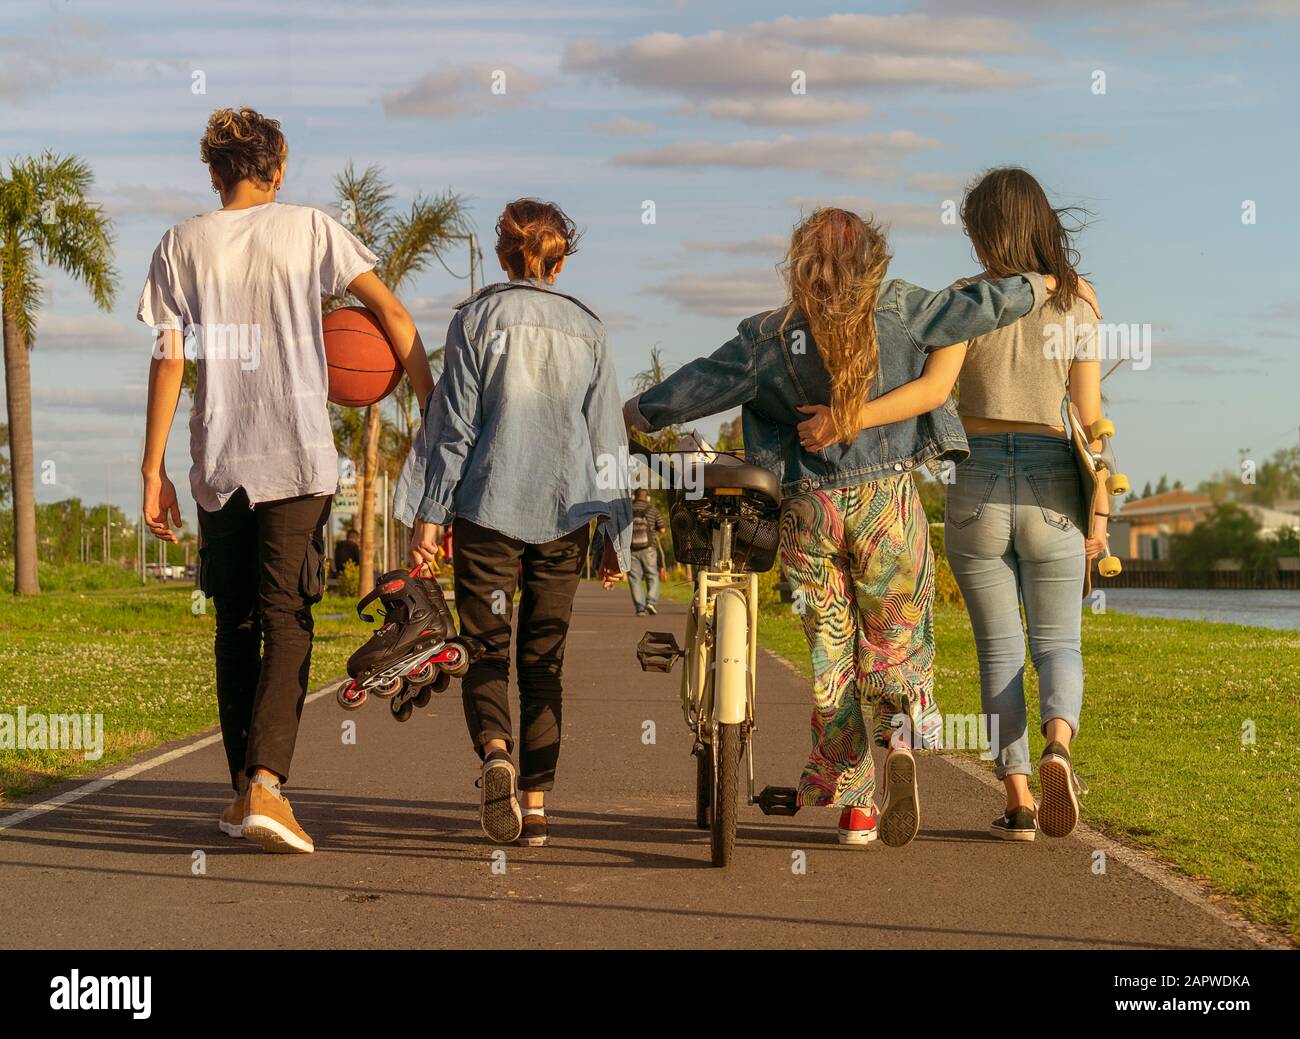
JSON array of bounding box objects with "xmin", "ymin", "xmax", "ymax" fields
[
  {"xmin": 142, "ymin": 470, "xmax": 181, "ymax": 543},
  {"xmin": 599, "ymin": 539, "xmax": 624, "ymax": 589},
  {"xmin": 409, "ymin": 519, "xmax": 444, "ymax": 568},
  {"xmin": 1085, "ymin": 515, "xmax": 1109, "ymax": 562},
  {"xmin": 796, "ymin": 404, "xmax": 836, "ymax": 452},
  {"xmin": 1076, "ymin": 276, "xmax": 1102, "ymax": 320},
  {"xmin": 659, "ymin": 567, "xmax": 667, "ymax": 580}
]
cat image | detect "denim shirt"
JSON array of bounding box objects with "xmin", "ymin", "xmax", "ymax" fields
[
  {"xmin": 395, "ymin": 278, "xmax": 633, "ymax": 570},
  {"xmin": 625, "ymin": 274, "xmax": 1045, "ymax": 497}
]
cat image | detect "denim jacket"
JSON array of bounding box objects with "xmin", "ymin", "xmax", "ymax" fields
[
  {"xmin": 624, "ymin": 274, "xmax": 1046, "ymax": 497},
  {"xmin": 395, "ymin": 278, "xmax": 633, "ymax": 570}
]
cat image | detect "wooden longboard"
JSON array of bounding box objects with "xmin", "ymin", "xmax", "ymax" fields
[{"xmin": 1067, "ymin": 405, "xmax": 1127, "ymax": 598}]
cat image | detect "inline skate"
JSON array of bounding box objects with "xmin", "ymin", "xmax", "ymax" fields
[{"xmin": 336, "ymin": 564, "xmax": 477, "ymax": 722}]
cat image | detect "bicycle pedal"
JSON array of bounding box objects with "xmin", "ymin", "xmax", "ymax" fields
[
  {"xmin": 637, "ymin": 631, "xmax": 683, "ymax": 673},
  {"xmin": 756, "ymin": 786, "xmax": 800, "ymax": 816}
]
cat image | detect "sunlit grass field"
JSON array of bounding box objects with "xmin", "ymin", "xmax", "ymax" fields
[
  {"xmin": 660, "ymin": 579, "xmax": 1300, "ymax": 943},
  {"xmin": 0, "ymin": 583, "xmax": 368, "ymax": 802}
]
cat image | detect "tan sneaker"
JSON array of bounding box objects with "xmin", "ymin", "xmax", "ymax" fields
[
  {"xmin": 219, "ymin": 789, "xmax": 249, "ymax": 838},
  {"xmin": 241, "ymin": 779, "xmax": 314, "ymax": 853}
]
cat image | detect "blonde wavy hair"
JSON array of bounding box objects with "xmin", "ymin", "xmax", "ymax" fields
[
  {"xmin": 777, "ymin": 208, "xmax": 892, "ymax": 446},
  {"xmin": 200, "ymin": 106, "xmax": 287, "ymax": 189}
]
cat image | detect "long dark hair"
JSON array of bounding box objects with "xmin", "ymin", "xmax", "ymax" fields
[{"xmin": 961, "ymin": 167, "xmax": 1087, "ymax": 312}]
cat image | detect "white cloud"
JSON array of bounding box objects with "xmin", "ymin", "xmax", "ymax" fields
[
  {"xmin": 643, "ymin": 268, "xmax": 785, "ymax": 318},
  {"xmin": 683, "ymin": 97, "xmax": 874, "ymax": 127},
  {"xmin": 383, "ymin": 64, "xmax": 545, "ymax": 120},
  {"xmin": 592, "ymin": 116, "xmax": 657, "ymax": 135},
  {"xmin": 564, "ymin": 17, "xmax": 1032, "ymax": 127},
  {"xmin": 612, "ymin": 131, "xmax": 940, "ymax": 181},
  {"xmin": 785, "ymin": 195, "xmax": 952, "ymax": 234}
]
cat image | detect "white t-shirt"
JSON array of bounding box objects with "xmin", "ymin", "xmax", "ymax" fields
[{"xmin": 137, "ymin": 202, "xmax": 377, "ymax": 512}]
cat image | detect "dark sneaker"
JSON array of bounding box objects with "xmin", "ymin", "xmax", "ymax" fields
[
  {"xmin": 1039, "ymin": 740, "xmax": 1084, "ymax": 838},
  {"xmin": 479, "ymin": 751, "xmax": 523, "ymax": 843},
  {"xmin": 519, "ymin": 814, "xmax": 549, "ymax": 847},
  {"xmin": 878, "ymin": 746, "xmax": 921, "ymax": 847},
  {"xmin": 645, "ymin": 603, "xmax": 657, "ymax": 616},
  {"xmin": 991, "ymin": 805, "xmax": 1038, "ymax": 841}
]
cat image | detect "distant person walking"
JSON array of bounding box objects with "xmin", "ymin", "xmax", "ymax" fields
[
  {"xmin": 333, "ymin": 527, "xmax": 361, "ymax": 574},
  {"xmin": 628, "ymin": 489, "xmax": 666, "ymax": 616}
]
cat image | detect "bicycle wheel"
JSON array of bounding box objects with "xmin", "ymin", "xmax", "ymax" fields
[
  {"xmin": 711, "ymin": 723, "xmax": 741, "ymax": 866},
  {"xmin": 695, "ymin": 747, "xmax": 712, "ymax": 829}
]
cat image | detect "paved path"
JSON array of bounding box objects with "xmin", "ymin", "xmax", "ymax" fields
[{"xmin": 0, "ymin": 585, "xmax": 1264, "ymax": 949}]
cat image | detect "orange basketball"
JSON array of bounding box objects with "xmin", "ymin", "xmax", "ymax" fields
[{"xmin": 324, "ymin": 306, "xmax": 402, "ymax": 407}]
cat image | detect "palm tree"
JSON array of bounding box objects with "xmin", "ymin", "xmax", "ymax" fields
[
  {"xmin": 326, "ymin": 163, "xmax": 467, "ymax": 594},
  {"xmin": 1, "ymin": 152, "xmax": 117, "ymax": 594}
]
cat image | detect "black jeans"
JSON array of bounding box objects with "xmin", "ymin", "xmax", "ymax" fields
[
  {"xmin": 452, "ymin": 517, "xmax": 589, "ymax": 791},
  {"xmin": 197, "ymin": 488, "xmax": 331, "ymax": 790}
]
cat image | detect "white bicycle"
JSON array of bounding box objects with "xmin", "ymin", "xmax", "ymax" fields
[{"xmin": 633, "ymin": 441, "xmax": 800, "ymax": 867}]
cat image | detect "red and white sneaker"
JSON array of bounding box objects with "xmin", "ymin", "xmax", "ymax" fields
[{"xmin": 837, "ymin": 806, "xmax": 879, "ymax": 845}]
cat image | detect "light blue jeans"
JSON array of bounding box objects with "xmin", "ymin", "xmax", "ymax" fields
[
  {"xmin": 944, "ymin": 434, "xmax": 1085, "ymax": 779},
  {"xmin": 628, "ymin": 547, "xmax": 660, "ymax": 613}
]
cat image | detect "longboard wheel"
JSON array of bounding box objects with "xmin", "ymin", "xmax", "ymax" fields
[
  {"xmin": 1089, "ymin": 418, "xmax": 1115, "ymax": 439},
  {"xmin": 1106, "ymin": 472, "xmax": 1130, "ymax": 496},
  {"xmin": 1098, "ymin": 555, "xmax": 1122, "ymax": 578}
]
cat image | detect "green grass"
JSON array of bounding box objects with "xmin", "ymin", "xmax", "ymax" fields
[
  {"xmin": 0, "ymin": 584, "xmax": 368, "ymax": 801},
  {"xmin": 660, "ymin": 579, "xmax": 1300, "ymax": 943}
]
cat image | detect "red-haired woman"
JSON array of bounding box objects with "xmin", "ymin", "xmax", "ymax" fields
[{"xmin": 404, "ymin": 199, "xmax": 632, "ymax": 848}]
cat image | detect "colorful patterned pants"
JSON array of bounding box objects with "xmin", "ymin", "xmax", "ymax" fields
[{"xmin": 779, "ymin": 476, "xmax": 940, "ymax": 808}]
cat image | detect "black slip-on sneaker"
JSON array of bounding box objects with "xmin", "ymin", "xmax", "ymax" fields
[
  {"xmin": 1038, "ymin": 740, "xmax": 1084, "ymax": 838},
  {"xmin": 991, "ymin": 805, "xmax": 1038, "ymax": 841},
  {"xmin": 519, "ymin": 814, "xmax": 549, "ymax": 847},
  {"xmin": 479, "ymin": 751, "xmax": 523, "ymax": 844}
]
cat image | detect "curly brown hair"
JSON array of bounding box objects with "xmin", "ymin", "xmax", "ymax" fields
[
  {"xmin": 775, "ymin": 208, "xmax": 892, "ymax": 446},
  {"xmin": 200, "ymin": 107, "xmax": 287, "ymax": 190}
]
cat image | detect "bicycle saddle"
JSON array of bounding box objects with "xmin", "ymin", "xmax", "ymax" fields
[{"xmin": 698, "ymin": 461, "xmax": 781, "ymax": 506}]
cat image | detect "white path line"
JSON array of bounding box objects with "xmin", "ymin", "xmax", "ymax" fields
[
  {"xmin": 0, "ymin": 680, "xmax": 344, "ymax": 834},
  {"xmin": 760, "ymin": 647, "xmax": 1290, "ymax": 950}
]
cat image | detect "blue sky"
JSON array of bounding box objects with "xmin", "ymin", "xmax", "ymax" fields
[{"xmin": 2, "ymin": 0, "xmax": 1297, "ymax": 528}]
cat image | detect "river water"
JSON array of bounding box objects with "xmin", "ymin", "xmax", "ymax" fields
[{"xmin": 1097, "ymin": 588, "xmax": 1300, "ymax": 631}]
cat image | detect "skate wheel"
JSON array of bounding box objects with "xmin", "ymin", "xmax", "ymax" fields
[
  {"xmin": 1089, "ymin": 418, "xmax": 1115, "ymax": 439},
  {"xmin": 337, "ymin": 681, "xmax": 367, "ymax": 711},
  {"xmin": 444, "ymin": 643, "xmax": 470, "ymax": 678},
  {"xmin": 431, "ymin": 670, "xmax": 451, "ymax": 694},
  {"xmin": 391, "ymin": 698, "xmax": 414, "ymax": 723},
  {"xmin": 412, "ymin": 685, "xmax": 432, "ymax": 709},
  {"xmin": 408, "ymin": 661, "xmax": 436, "ymax": 686},
  {"xmin": 373, "ymin": 675, "xmax": 403, "ymax": 699},
  {"xmin": 1098, "ymin": 555, "xmax": 1122, "ymax": 578},
  {"xmin": 1106, "ymin": 472, "xmax": 1130, "ymax": 496}
]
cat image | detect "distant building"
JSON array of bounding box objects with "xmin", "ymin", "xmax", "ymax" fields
[
  {"xmin": 1110, "ymin": 492, "xmax": 1300, "ymax": 561},
  {"xmin": 1243, "ymin": 504, "xmax": 1300, "ymax": 539},
  {"xmin": 1110, "ymin": 490, "xmax": 1215, "ymax": 561}
]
